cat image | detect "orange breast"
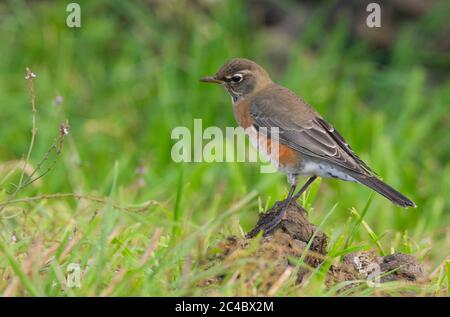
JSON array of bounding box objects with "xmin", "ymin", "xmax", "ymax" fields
[
  {"xmin": 278, "ymin": 143, "xmax": 301, "ymax": 167},
  {"xmin": 233, "ymin": 99, "xmax": 253, "ymax": 128},
  {"xmin": 256, "ymin": 131, "xmax": 301, "ymax": 168},
  {"xmin": 233, "ymin": 99, "xmax": 301, "ymax": 169}
]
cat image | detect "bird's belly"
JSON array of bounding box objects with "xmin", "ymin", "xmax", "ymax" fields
[{"xmin": 298, "ymin": 161, "xmax": 357, "ymax": 182}]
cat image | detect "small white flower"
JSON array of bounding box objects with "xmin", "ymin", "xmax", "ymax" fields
[
  {"xmin": 25, "ymin": 72, "xmax": 37, "ymax": 80},
  {"xmin": 60, "ymin": 122, "xmax": 70, "ymax": 136}
]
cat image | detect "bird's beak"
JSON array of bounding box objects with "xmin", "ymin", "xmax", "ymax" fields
[{"xmin": 200, "ymin": 75, "xmax": 223, "ymax": 84}]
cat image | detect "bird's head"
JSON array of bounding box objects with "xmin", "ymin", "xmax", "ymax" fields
[{"xmin": 200, "ymin": 58, "xmax": 272, "ymax": 102}]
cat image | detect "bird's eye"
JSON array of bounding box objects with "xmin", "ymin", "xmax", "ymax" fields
[{"xmin": 231, "ymin": 74, "xmax": 243, "ymax": 83}]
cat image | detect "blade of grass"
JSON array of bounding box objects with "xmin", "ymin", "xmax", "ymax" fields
[
  {"xmin": 94, "ymin": 161, "xmax": 120, "ymax": 293},
  {"xmin": 350, "ymin": 208, "xmax": 386, "ymax": 255},
  {"xmin": 0, "ymin": 239, "xmax": 40, "ymax": 296},
  {"xmin": 289, "ymin": 203, "xmax": 338, "ymax": 286},
  {"xmin": 344, "ymin": 192, "xmax": 374, "ymax": 249},
  {"xmin": 446, "ymin": 261, "xmax": 450, "ymax": 294},
  {"xmin": 172, "ymin": 166, "xmax": 184, "ymax": 239}
]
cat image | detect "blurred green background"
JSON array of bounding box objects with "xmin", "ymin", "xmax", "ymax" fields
[{"xmin": 0, "ymin": 0, "xmax": 449, "ymax": 296}]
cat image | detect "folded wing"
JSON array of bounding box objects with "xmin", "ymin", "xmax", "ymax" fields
[{"xmin": 250, "ymin": 86, "xmax": 373, "ymax": 176}]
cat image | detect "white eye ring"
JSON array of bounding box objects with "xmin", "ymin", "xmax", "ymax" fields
[{"xmin": 230, "ymin": 73, "xmax": 243, "ymax": 83}]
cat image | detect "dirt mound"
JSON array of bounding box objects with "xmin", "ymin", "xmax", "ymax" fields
[{"xmin": 202, "ymin": 200, "xmax": 425, "ymax": 293}]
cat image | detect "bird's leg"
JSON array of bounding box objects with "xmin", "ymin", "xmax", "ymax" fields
[
  {"xmin": 261, "ymin": 176, "xmax": 317, "ymax": 234},
  {"xmin": 292, "ymin": 176, "xmax": 318, "ymax": 202},
  {"xmin": 262, "ymin": 175, "xmax": 297, "ymax": 234}
]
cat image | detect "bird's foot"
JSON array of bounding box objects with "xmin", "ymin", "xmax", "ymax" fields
[{"xmin": 260, "ymin": 199, "xmax": 290, "ymax": 235}]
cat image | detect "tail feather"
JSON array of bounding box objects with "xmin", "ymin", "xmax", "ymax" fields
[{"xmin": 353, "ymin": 175, "xmax": 416, "ymax": 208}]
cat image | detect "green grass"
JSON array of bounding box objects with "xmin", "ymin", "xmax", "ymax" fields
[{"xmin": 0, "ymin": 0, "xmax": 449, "ymax": 296}]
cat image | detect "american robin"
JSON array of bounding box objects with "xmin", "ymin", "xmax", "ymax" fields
[{"xmin": 201, "ymin": 58, "xmax": 415, "ymax": 232}]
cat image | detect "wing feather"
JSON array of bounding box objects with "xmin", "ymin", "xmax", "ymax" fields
[{"xmin": 250, "ymin": 90, "xmax": 373, "ymax": 176}]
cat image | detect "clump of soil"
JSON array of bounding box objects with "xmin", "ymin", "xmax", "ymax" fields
[{"xmin": 201, "ymin": 200, "xmax": 425, "ymax": 293}]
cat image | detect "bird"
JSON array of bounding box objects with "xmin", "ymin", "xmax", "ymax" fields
[{"xmin": 200, "ymin": 58, "xmax": 416, "ymax": 232}]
